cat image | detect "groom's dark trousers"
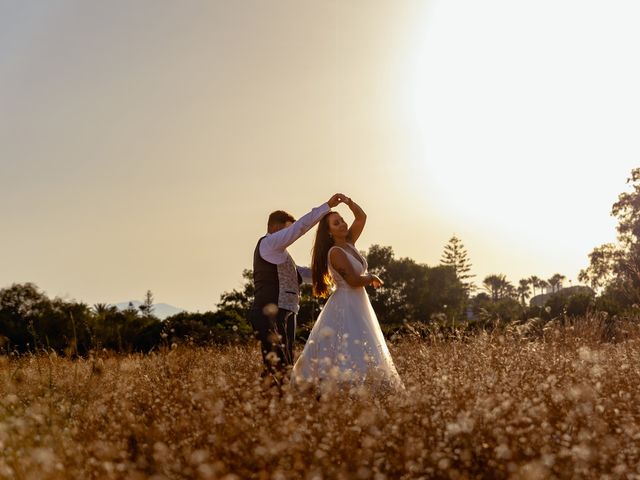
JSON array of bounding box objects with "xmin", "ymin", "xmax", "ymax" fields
[{"xmin": 249, "ymin": 306, "xmax": 296, "ymax": 377}]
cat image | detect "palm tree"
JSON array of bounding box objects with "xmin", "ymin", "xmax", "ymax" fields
[
  {"xmin": 483, "ymin": 274, "xmax": 510, "ymax": 301},
  {"xmin": 503, "ymin": 283, "xmax": 517, "ymax": 299},
  {"xmin": 547, "ymin": 273, "xmax": 566, "ymax": 293},
  {"xmin": 92, "ymin": 303, "xmax": 117, "ymax": 316},
  {"xmin": 537, "ymin": 279, "xmax": 549, "ymax": 296},
  {"xmin": 517, "ymin": 279, "xmax": 531, "ymax": 306},
  {"xmin": 557, "ymin": 274, "xmax": 566, "ymax": 290},
  {"xmin": 528, "ymin": 276, "xmax": 541, "ymax": 298}
]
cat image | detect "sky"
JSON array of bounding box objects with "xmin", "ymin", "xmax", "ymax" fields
[{"xmin": 1, "ymin": 1, "xmax": 639, "ymax": 312}]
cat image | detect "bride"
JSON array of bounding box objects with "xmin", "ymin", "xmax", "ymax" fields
[{"xmin": 290, "ymin": 196, "xmax": 404, "ymax": 391}]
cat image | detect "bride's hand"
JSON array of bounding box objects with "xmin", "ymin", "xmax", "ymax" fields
[{"xmin": 369, "ymin": 274, "xmax": 383, "ymax": 289}]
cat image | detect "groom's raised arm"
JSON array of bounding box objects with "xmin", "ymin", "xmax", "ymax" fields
[
  {"xmin": 260, "ymin": 194, "xmax": 343, "ymax": 261},
  {"xmin": 260, "ymin": 202, "xmax": 329, "ymax": 256}
]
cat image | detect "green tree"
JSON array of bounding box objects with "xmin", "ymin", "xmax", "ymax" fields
[
  {"xmin": 536, "ymin": 279, "xmax": 549, "ymax": 296},
  {"xmin": 440, "ymin": 235, "xmax": 476, "ymax": 294},
  {"xmin": 163, "ymin": 310, "xmax": 252, "ymax": 345},
  {"xmin": 366, "ymin": 245, "xmax": 410, "ymax": 323},
  {"xmin": 92, "ymin": 303, "xmax": 117, "ymax": 316},
  {"xmin": 565, "ymin": 291, "xmax": 595, "ymax": 317},
  {"xmin": 578, "ymin": 244, "xmax": 623, "ymax": 290},
  {"xmin": 580, "ymin": 168, "xmax": 640, "ymax": 306},
  {"xmin": 43, "ymin": 299, "xmax": 92, "ymax": 355},
  {"xmin": 367, "ymin": 250, "xmax": 426, "ymax": 323},
  {"xmin": 482, "ymin": 274, "xmax": 512, "ymax": 301},
  {"xmin": 139, "ymin": 290, "xmax": 155, "ymax": 318},
  {"xmin": 0, "ymin": 283, "xmax": 94, "ymax": 354},
  {"xmin": 366, "ymin": 245, "xmax": 466, "ymax": 324},
  {"xmin": 517, "ymin": 279, "xmax": 531, "ymax": 306},
  {"xmin": 217, "ymin": 269, "xmax": 254, "ymax": 317},
  {"xmin": 0, "ymin": 283, "xmax": 51, "ymax": 351},
  {"xmin": 469, "ymin": 292, "xmax": 522, "ymax": 325},
  {"xmin": 423, "ymin": 265, "xmax": 467, "ymax": 320},
  {"xmin": 528, "ymin": 276, "xmax": 541, "ymax": 298},
  {"xmin": 547, "ymin": 274, "xmax": 566, "ymax": 294}
]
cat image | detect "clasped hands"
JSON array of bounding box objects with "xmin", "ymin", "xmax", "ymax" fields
[{"xmin": 327, "ymin": 193, "xmax": 353, "ymax": 208}]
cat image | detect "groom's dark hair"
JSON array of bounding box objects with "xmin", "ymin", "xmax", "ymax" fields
[{"xmin": 268, "ymin": 210, "xmax": 296, "ymax": 232}]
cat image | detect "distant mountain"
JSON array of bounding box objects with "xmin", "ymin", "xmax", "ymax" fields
[{"xmin": 113, "ymin": 301, "xmax": 186, "ymax": 320}]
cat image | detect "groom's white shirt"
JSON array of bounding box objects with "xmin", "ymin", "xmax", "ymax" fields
[{"xmin": 259, "ymin": 202, "xmax": 330, "ymax": 283}]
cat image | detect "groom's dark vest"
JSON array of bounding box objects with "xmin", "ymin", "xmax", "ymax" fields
[{"xmin": 252, "ymin": 236, "xmax": 303, "ymax": 314}]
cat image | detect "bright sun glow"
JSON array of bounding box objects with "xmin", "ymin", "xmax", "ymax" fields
[{"xmin": 398, "ymin": 0, "xmax": 640, "ymax": 274}]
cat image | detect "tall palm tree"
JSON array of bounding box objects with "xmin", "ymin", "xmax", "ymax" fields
[
  {"xmin": 537, "ymin": 279, "xmax": 549, "ymax": 296},
  {"xmin": 557, "ymin": 274, "xmax": 566, "ymax": 290},
  {"xmin": 517, "ymin": 279, "xmax": 531, "ymax": 306},
  {"xmin": 92, "ymin": 303, "xmax": 117, "ymax": 315},
  {"xmin": 548, "ymin": 273, "xmax": 566, "ymax": 293},
  {"xmin": 528, "ymin": 276, "xmax": 541, "ymax": 298},
  {"xmin": 503, "ymin": 283, "xmax": 517, "ymax": 299},
  {"xmin": 483, "ymin": 274, "xmax": 510, "ymax": 301}
]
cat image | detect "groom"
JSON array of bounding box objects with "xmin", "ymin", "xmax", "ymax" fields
[{"xmin": 250, "ymin": 193, "xmax": 344, "ymax": 385}]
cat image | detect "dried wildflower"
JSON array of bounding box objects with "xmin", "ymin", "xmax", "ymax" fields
[{"xmin": 0, "ymin": 315, "xmax": 639, "ymax": 478}]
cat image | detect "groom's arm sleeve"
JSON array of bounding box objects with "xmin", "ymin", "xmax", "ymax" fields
[
  {"xmin": 260, "ymin": 203, "xmax": 330, "ymax": 261},
  {"xmin": 297, "ymin": 266, "xmax": 312, "ymax": 284}
]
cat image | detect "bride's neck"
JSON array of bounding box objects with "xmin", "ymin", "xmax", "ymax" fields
[{"xmin": 333, "ymin": 238, "xmax": 349, "ymax": 246}]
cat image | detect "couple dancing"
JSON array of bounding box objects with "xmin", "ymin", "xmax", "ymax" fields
[{"xmin": 249, "ymin": 193, "xmax": 403, "ymax": 392}]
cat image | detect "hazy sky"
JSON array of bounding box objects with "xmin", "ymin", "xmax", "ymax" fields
[{"xmin": 2, "ymin": 1, "xmax": 639, "ymax": 312}]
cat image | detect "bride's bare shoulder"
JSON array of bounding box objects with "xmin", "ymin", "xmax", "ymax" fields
[
  {"xmin": 328, "ymin": 246, "xmax": 348, "ymax": 263},
  {"xmin": 329, "ymin": 247, "xmax": 349, "ymax": 266},
  {"xmin": 329, "ymin": 247, "xmax": 352, "ymax": 277}
]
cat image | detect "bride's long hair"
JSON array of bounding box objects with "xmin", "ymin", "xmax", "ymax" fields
[{"xmin": 311, "ymin": 212, "xmax": 336, "ymax": 297}]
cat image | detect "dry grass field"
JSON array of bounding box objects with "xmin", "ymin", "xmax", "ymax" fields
[{"xmin": 1, "ymin": 315, "xmax": 640, "ymax": 479}]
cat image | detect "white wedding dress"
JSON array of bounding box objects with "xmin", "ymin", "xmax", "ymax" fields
[{"xmin": 291, "ymin": 244, "xmax": 404, "ymax": 391}]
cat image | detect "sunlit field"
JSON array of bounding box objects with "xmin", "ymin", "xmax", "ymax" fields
[{"xmin": 1, "ymin": 315, "xmax": 640, "ymax": 479}]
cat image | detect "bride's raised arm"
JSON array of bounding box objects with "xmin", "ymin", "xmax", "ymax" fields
[{"xmin": 345, "ymin": 197, "xmax": 366, "ymax": 244}]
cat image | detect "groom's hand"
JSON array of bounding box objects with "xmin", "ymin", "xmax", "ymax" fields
[{"xmin": 328, "ymin": 193, "xmax": 345, "ymax": 208}]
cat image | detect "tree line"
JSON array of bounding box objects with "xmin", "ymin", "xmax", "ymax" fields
[
  {"xmin": 2, "ymin": 168, "xmax": 640, "ymax": 354},
  {"xmin": 0, "ymin": 286, "xmax": 253, "ymax": 355}
]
